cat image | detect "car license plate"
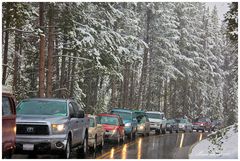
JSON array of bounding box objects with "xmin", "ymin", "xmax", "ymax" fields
[
  {"xmin": 105, "ymin": 131, "xmax": 112, "ymax": 135},
  {"xmin": 23, "ymin": 144, "xmax": 34, "ymax": 151}
]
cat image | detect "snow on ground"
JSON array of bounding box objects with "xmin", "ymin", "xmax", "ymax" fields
[{"xmin": 189, "ymin": 124, "xmax": 238, "ymax": 159}]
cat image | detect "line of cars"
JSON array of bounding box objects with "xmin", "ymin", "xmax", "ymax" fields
[{"xmin": 2, "ymin": 87, "xmax": 224, "ymax": 159}]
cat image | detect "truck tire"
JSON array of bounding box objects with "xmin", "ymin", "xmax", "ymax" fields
[
  {"xmin": 79, "ymin": 135, "xmax": 88, "ymax": 156},
  {"xmin": 62, "ymin": 137, "xmax": 71, "ymax": 159}
]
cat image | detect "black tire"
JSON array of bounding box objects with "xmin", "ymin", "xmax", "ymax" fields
[
  {"xmin": 162, "ymin": 128, "xmax": 166, "ymax": 134},
  {"xmin": 62, "ymin": 137, "xmax": 71, "ymax": 159},
  {"xmin": 79, "ymin": 135, "xmax": 88, "ymax": 156},
  {"xmin": 3, "ymin": 150, "xmax": 13, "ymax": 159},
  {"xmin": 122, "ymin": 134, "xmax": 125, "ymax": 143},
  {"xmin": 196, "ymin": 129, "xmax": 199, "ymax": 132},
  {"xmin": 129, "ymin": 131, "xmax": 133, "ymax": 140},
  {"xmin": 155, "ymin": 129, "xmax": 160, "ymax": 135},
  {"xmin": 100, "ymin": 134, "xmax": 104, "ymax": 148}
]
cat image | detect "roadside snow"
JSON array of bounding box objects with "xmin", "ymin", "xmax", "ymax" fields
[{"xmin": 189, "ymin": 124, "xmax": 238, "ymax": 159}]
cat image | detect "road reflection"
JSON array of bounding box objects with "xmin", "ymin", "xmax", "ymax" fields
[
  {"xmin": 121, "ymin": 144, "xmax": 128, "ymax": 159},
  {"xmin": 110, "ymin": 147, "xmax": 115, "ymax": 159},
  {"xmin": 179, "ymin": 133, "xmax": 185, "ymax": 148},
  {"xmin": 137, "ymin": 138, "xmax": 142, "ymax": 159},
  {"xmin": 199, "ymin": 133, "xmax": 203, "ymax": 141}
]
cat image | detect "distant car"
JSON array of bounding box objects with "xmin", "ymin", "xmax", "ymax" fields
[
  {"xmin": 192, "ymin": 117, "xmax": 212, "ymax": 132},
  {"xmin": 15, "ymin": 98, "xmax": 89, "ymax": 159},
  {"xmin": 136, "ymin": 113, "xmax": 150, "ymax": 136},
  {"xmin": 211, "ymin": 120, "xmax": 224, "ymax": 131},
  {"xmin": 146, "ymin": 111, "xmax": 167, "ymax": 134},
  {"xmin": 166, "ymin": 119, "xmax": 179, "ymax": 133},
  {"xmin": 2, "ymin": 86, "xmax": 17, "ymax": 159},
  {"xmin": 87, "ymin": 115, "xmax": 105, "ymax": 151},
  {"xmin": 97, "ymin": 113, "xmax": 125, "ymax": 144},
  {"xmin": 110, "ymin": 108, "xmax": 138, "ymax": 139},
  {"xmin": 176, "ymin": 118, "xmax": 193, "ymax": 133}
]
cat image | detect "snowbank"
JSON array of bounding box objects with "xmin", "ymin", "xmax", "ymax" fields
[{"xmin": 189, "ymin": 124, "xmax": 238, "ymax": 159}]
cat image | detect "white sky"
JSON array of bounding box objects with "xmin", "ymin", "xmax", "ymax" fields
[{"xmin": 206, "ymin": 2, "xmax": 230, "ymax": 21}]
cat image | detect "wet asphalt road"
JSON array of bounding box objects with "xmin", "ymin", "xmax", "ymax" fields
[{"xmin": 12, "ymin": 131, "xmax": 207, "ymax": 159}]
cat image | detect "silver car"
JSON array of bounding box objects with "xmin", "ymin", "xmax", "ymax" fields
[
  {"xmin": 176, "ymin": 118, "xmax": 193, "ymax": 133},
  {"xmin": 15, "ymin": 98, "xmax": 89, "ymax": 159}
]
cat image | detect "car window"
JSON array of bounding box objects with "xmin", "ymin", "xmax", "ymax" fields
[
  {"xmin": 69, "ymin": 103, "xmax": 75, "ymax": 117},
  {"xmin": 98, "ymin": 116, "xmax": 119, "ymax": 125},
  {"xmin": 111, "ymin": 111, "xmax": 132, "ymax": 121},
  {"xmin": 17, "ymin": 100, "xmax": 67, "ymax": 116},
  {"xmin": 89, "ymin": 118, "xmax": 95, "ymax": 127},
  {"xmin": 146, "ymin": 113, "xmax": 162, "ymax": 119},
  {"xmin": 2, "ymin": 96, "xmax": 12, "ymax": 116}
]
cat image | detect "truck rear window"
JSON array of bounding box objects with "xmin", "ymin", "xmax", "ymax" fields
[{"xmin": 17, "ymin": 100, "xmax": 67, "ymax": 116}]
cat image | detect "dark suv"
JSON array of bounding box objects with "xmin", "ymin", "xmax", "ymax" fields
[
  {"xmin": 2, "ymin": 86, "xmax": 16, "ymax": 159},
  {"xmin": 192, "ymin": 117, "xmax": 212, "ymax": 132}
]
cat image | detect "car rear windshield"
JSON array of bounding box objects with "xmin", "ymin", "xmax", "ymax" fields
[
  {"xmin": 176, "ymin": 119, "xmax": 187, "ymax": 123},
  {"xmin": 111, "ymin": 111, "xmax": 132, "ymax": 121},
  {"xmin": 146, "ymin": 113, "xmax": 163, "ymax": 119},
  {"xmin": 17, "ymin": 100, "xmax": 67, "ymax": 116},
  {"xmin": 89, "ymin": 118, "xmax": 95, "ymax": 127},
  {"xmin": 197, "ymin": 118, "xmax": 207, "ymax": 122},
  {"xmin": 98, "ymin": 116, "xmax": 119, "ymax": 125}
]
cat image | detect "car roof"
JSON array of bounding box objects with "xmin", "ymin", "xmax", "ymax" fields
[
  {"xmin": 111, "ymin": 108, "xmax": 133, "ymax": 113},
  {"xmin": 20, "ymin": 98, "xmax": 69, "ymax": 103},
  {"xmin": 146, "ymin": 111, "xmax": 164, "ymax": 114},
  {"xmin": 97, "ymin": 113, "xmax": 120, "ymax": 117}
]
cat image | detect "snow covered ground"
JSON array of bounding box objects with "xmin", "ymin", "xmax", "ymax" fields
[{"xmin": 189, "ymin": 124, "xmax": 238, "ymax": 159}]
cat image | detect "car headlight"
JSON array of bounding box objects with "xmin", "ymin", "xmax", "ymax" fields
[
  {"xmin": 52, "ymin": 124, "xmax": 65, "ymax": 133},
  {"xmin": 125, "ymin": 123, "xmax": 131, "ymax": 127},
  {"xmin": 139, "ymin": 125, "xmax": 144, "ymax": 130},
  {"xmin": 112, "ymin": 129, "xmax": 116, "ymax": 134},
  {"xmin": 201, "ymin": 123, "xmax": 204, "ymax": 126}
]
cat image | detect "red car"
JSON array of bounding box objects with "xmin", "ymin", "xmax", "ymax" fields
[
  {"xmin": 192, "ymin": 117, "xmax": 212, "ymax": 132},
  {"xmin": 97, "ymin": 113, "xmax": 125, "ymax": 143},
  {"xmin": 2, "ymin": 86, "xmax": 16, "ymax": 158}
]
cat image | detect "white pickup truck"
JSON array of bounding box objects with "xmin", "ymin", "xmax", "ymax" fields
[
  {"xmin": 15, "ymin": 98, "xmax": 89, "ymax": 158},
  {"xmin": 146, "ymin": 111, "xmax": 167, "ymax": 134}
]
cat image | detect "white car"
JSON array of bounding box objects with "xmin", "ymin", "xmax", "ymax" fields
[
  {"xmin": 146, "ymin": 111, "xmax": 167, "ymax": 134},
  {"xmin": 88, "ymin": 115, "xmax": 105, "ymax": 151}
]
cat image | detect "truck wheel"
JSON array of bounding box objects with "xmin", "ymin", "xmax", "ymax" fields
[
  {"xmin": 79, "ymin": 135, "xmax": 88, "ymax": 156},
  {"xmin": 62, "ymin": 137, "xmax": 71, "ymax": 159}
]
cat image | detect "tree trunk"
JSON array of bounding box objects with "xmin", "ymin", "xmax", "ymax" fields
[
  {"xmin": 59, "ymin": 35, "xmax": 67, "ymax": 97},
  {"xmin": 123, "ymin": 62, "xmax": 130, "ymax": 107},
  {"xmin": 46, "ymin": 3, "xmax": 54, "ymax": 98},
  {"xmin": 137, "ymin": 7, "xmax": 151, "ymax": 109},
  {"xmin": 13, "ymin": 33, "xmax": 20, "ymax": 93},
  {"xmin": 70, "ymin": 52, "xmax": 77, "ymax": 97},
  {"xmin": 129, "ymin": 63, "xmax": 135, "ymax": 109},
  {"xmin": 39, "ymin": 2, "xmax": 45, "ymax": 97},
  {"xmin": 111, "ymin": 76, "xmax": 117, "ymax": 107},
  {"xmin": 2, "ymin": 4, "xmax": 10, "ymax": 85},
  {"xmin": 163, "ymin": 78, "xmax": 168, "ymax": 116}
]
